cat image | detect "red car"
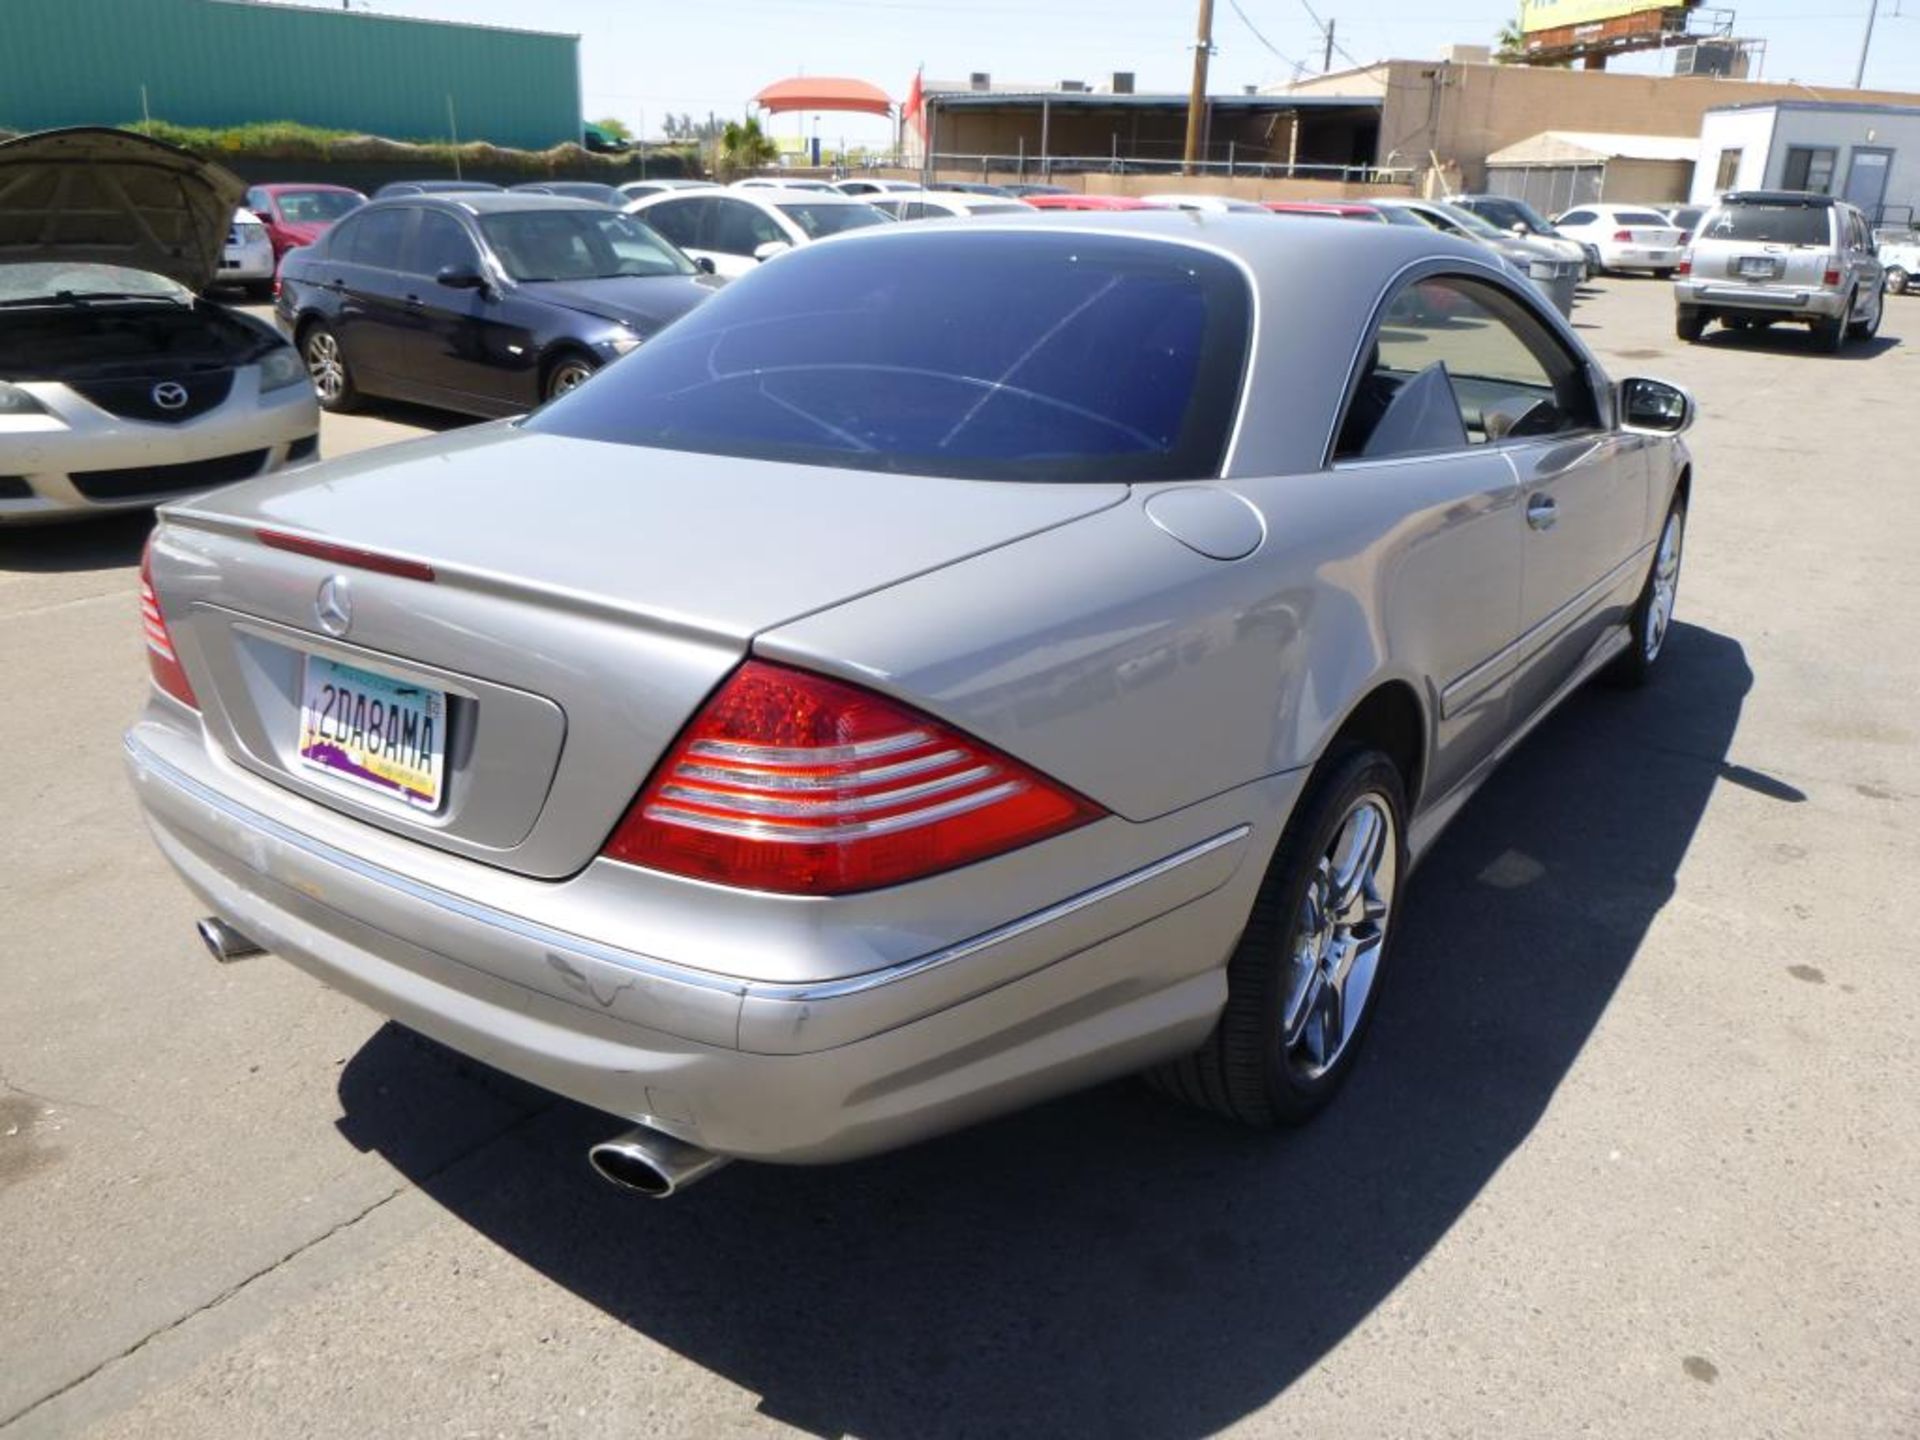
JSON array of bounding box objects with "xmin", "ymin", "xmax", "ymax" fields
[
  {"xmin": 1020, "ymin": 194, "xmax": 1163, "ymax": 211},
  {"xmin": 242, "ymin": 183, "xmax": 368, "ymax": 263},
  {"xmin": 1262, "ymin": 201, "xmax": 1386, "ymax": 222}
]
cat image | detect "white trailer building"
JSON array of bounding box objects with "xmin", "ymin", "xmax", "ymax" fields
[{"xmin": 1694, "ymin": 101, "xmax": 1920, "ymax": 226}]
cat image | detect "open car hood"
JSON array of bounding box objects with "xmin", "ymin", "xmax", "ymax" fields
[{"xmin": 0, "ymin": 127, "xmax": 243, "ymax": 295}]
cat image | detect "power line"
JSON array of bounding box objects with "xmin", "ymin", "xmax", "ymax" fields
[{"xmin": 1225, "ymin": 0, "xmax": 1308, "ymax": 74}]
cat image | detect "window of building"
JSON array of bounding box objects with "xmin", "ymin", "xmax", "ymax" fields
[
  {"xmin": 1782, "ymin": 146, "xmax": 1837, "ymax": 194},
  {"xmin": 1714, "ymin": 148, "xmax": 1743, "ymax": 192}
]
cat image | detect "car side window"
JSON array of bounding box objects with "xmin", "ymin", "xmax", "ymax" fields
[
  {"xmin": 708, "ymin": 200, "xmax": 786, "ymax": 256},
  {"xmin": 1336, "ymin": 275, "xmax": 1599, "ymax": 461},
  {"xmin": 641, "ymin": 198, "xmax": 704, "ymax": 251},
  {"xmin": 407, "ymin": 210, "xmax": 480, "ymax": 277},
  {"xmin": 342, "ymin": 206, "xmax": 410, "ymax": 270},
  {"xmin": 1559, "ymin": 209, "xmax": 1596, "ymax": 227},
  {"xmin": 245, "ymin": 188, "xmax": 272, "ymax": 217}
]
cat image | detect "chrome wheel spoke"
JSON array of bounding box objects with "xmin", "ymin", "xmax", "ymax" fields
[{"xmin": 1282, "ymin": 790, "xmax": 1397, "ymax": 1081}]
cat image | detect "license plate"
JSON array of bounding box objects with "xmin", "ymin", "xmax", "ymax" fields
[
  {"xmin": 297, "ymin": 656, "xmax": 446, "ymax": 811},
  {"xmin": 1739, "ymin": 256, "xmax": 1778, "ymax": 278}
]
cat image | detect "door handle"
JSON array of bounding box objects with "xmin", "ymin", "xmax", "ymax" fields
[
  {"xmin": 404, "ymin": 294, "xmax": 425, "ymax": 308},
  {"xmin": 1526, "ymin": 494, "xmax": 1558, "ymax": 531}
]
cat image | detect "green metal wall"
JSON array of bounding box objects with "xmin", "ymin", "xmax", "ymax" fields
[{"xmin": 0, "ymin": 0, "xmax": 581, "ymax": 151}]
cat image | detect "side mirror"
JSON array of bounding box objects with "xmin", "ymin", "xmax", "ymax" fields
[
  {"xmin": 751, "ymin": 239, "xmax": 792, "ymax": 263},
  {"xmin": 1619, "ymin": 377, "xmax": 1694, "ymax": 435},
  {"xmin": 693, "ymin": 255, "xmax": 717, "ymax": 275},
  {"xmin": 436, "ymin": 263, "xmax": 486, "ymax": 290}
]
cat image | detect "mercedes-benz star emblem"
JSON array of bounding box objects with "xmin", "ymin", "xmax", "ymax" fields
[
  {"xmin": 315, "ymin": 575, "xmax": 353, "ymax": 637},
  {"xmin": 151, "ymin": 381, "xmax": 189, "ymax": 411}
]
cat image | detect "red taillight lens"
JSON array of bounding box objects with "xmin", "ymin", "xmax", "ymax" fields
[
  {"xmin": 602, "ymin": 660, "xmax": 1105, "ymax": 895},
  {"xmin": 140, "ymin": 536, "xmax": 198, "ymax": 709},
  {"xmin": 1679, "ymin": 231, "xmax": 1693, "ymax": 245},
  {"xmin": 1676, "ymin": 257, "xmax": 1692, "ymax": 276},
  {"xmin": 1823, "ymin": 268, "xmax": 1842, "ymax": 287},
  {"xmin": 1612, "ymin": 229, "xmax": 1634, "ymax": 243}
]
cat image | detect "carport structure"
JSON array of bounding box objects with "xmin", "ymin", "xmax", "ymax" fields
[
  {"xmin": 751, "ymin": 76, "xmax": 896, "ymax": 166},
  {"xmin": 1485, "ymin": 131, "xmax": 1698, "ymax": 213}
]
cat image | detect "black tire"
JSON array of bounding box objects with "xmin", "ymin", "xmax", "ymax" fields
[
  {"xmin": 1147, "ymin": 747, "xmax": 1408, "ymax": 1127},
  {"xmin": 1675, "ymin": 305, "xmax": 1707, "ymax": 342},
  {"xmin": 1653, "ymin": 268, "xmax": 1677, "ymax": 280},
  {"xmin": 1606, "ymin": 496, "xmax": 1685, "ymax": 689},
  {"xmin": 1848, "ymin": 286, "xmax": 1883, "ymax": 342},
  {"xmin": 543, "ymin": 352, "xmax": 597, "ymax": 402},
  {"xmin": 1814, "ymin": 301, "xmax": 1850, "ymax": 353},
  {"xmin": 243, "ymin": 280, "xmax": 276, "ymax": 303},
  {"xmin": 300, "ymin": 322, "xmax": 357, "ymax": 413}
]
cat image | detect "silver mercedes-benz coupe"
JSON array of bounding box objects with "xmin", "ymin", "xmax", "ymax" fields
[{"xmin": 126, "ymin": 213, "xmax": 1694, "ymax": 1196}]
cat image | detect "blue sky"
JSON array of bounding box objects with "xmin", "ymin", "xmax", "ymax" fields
[{"xmin": 321, "ymin": 0, "xmax": 1916, "ymax": 145}]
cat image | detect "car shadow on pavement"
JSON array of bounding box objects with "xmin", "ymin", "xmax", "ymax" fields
[
  {"xmin": 0, "ymin": 509, "xmax": 152, "ymax": 573},
  {"xmin": 1697, "ymin": 327, "xmax": 1902, "ymax": 361},
  {"xmin": 337, "ymin": 621, "xmax": 1751, "ymax": 1440}
]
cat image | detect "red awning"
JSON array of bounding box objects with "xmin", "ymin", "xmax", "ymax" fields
[{"xmin": 753, "ymin": 77, "xmax": 893, "ymax": 118}]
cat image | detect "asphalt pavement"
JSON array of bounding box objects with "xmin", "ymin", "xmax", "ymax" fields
[{"xmin": 0, "ymin": 278, "xmax": 1915, "ymax": 1438}]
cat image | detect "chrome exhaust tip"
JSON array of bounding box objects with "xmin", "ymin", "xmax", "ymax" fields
[
  {"xmin": 588, "ymin": 1126, "xmax": 729, "ymax": 1199},
  {"xmin": 196, "ymin": 917, "xmax": 264, "ymax": 963}
]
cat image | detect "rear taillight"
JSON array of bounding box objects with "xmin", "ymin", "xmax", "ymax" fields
[
  {"xmin": 1613, "ymin": 229, "xmax": 1634, "ymax": 242},
  {"xmin": 139, "ymin": 536, "xmax": 198, "ymax": 709},
  {"xmin": 1679, "ymin": 231, "xmax": 1693, "ymax": 245},
  {"xmin": 1676, "ymin": 257, "xmax": 1692, "ymax": 276},
  {"xmin": 602, "ymin": 660, "xmax": 1105, "ymax": 895},
  {"xmin": 1824, "ymin": 268, "xmax": 1842, "ymax": 287}
]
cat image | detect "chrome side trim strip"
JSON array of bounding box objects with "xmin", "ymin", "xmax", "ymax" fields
[{"xmin": 126, "ymin": 732, "xmax": 1248, "ymax": 1008}]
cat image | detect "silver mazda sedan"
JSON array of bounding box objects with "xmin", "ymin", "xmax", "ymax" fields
[{"xmin": 127, "ymin": 214, "xmax": 1695, "ymax": 1196}]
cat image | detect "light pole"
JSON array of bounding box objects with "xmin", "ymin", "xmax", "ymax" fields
[
  {"xmin": 1854, "ymin": 0, "xmax": 1881, "ymax": 88},
  {"xmin": 1183, "ymin": 0, "xmax": 1216, "ymax": 175}
]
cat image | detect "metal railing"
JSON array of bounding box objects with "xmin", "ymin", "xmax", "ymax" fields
[{"xmin": 919, "ymin": 150, "xmax": 1416, "ymax": 186}]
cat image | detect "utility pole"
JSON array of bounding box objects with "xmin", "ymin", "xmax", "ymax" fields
[
  {"xmin": 1182, "ymin": 0, "xmax": 1215, "ymax": 175},
  {"xmin": 1323, "ymin": 17, "xmax": 1336, "ymax": 72},
  {"xmin": 1854, "ymin": 0, "xmax": 1880, "ymax": 87}
]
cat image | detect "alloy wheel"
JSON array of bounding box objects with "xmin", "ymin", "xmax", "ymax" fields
[
  {"xmin": 547, "ymin": 360, "xmax": 594, "ymax": 399},
  {"xmin": 1645, "ymin": 509, "xmax": 1683, "ymax": 662},
  {"xmin": 1282, "ymin": 794, "xmax": 1397, "ymax": 1081},
  {"xmin": 305, "ymin": 331, "xmax": 345, "ymax": 402}
]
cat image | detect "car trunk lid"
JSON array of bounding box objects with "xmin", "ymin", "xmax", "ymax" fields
[{"xmin": 152, "ymin": 426, "xmax": 1126, "ymax": 877}]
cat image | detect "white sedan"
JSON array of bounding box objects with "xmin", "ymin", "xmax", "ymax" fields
[
  {"xmin": 217, "ymin": 207, "xmax": 276, "ymax": 300},
  {"xmin": 1550, "ymin": 204, "xmax": 1688, "ymax": 276},
  {"xmin": 868, "ymin": 192, "xmax": 1034, "ymax": 220},
  {"xmin": 625, "ymin": 187, "xmax": 890, "ymax": 279}
]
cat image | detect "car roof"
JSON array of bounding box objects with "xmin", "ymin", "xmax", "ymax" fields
[
  {"xmin": 1719, "ymin": 190, "xmax": 1841, "ymax": 208},
  {"xmin": 369, "ymin": 193, "xmax": 609, "ymax": 216},
  {"xmin": 258, "ymin": 182, "xmax": 362, "ymax": 194}
]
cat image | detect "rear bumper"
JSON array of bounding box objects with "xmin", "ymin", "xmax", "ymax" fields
[
  {"xmin": 1601, "ymin": 244, "xmax": 1683, "ymax": 271},
  {"xmin": 126, "ymin": 714, "xmax": 1287, "ymax": 1163},
  {"xmin": 1676, "ymin": 280, "xmax": 1847, "ymax": 318}
]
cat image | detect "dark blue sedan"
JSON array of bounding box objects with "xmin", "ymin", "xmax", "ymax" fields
[{"xmin": 275, "ymin": 194, "xmax": 722, "ymax": 417}]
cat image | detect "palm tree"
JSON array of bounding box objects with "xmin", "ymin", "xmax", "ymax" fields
[
  {"xmin": 1495, "ymin": 16, "xmax": 1525, "ymax": 63},
  {"xmin": 716, "ymin": 117, "xmax": 779, "ymax": 180}
]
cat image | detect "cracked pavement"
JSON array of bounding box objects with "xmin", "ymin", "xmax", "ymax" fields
[{"xmin": 1, "ymin": 280, "xmax": 1915, "ymax": 1438}]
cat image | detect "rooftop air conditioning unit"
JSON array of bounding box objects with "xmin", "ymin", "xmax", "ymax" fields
[
  {"xmin": 970, "ymin": 72, "xmax": 991, "ymax": 91},
  {"xmin": 1675, "ymin": 44, "xmax": 1736, "ymax": 77},
  {"xmin": 1060, "ymin": 80, "xmax": 1088, "ymax": 92},
  {"xmin": 1112, "ymin": 72, "xmax": 1136, "ymax": 94}
]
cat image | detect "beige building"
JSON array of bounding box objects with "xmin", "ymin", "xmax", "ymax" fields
[{"xmin": 1281, "ymin": 58, "xmax": 1920, "ymax": 196}]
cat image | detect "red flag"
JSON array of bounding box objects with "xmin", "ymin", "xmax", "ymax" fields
[{"xmin": 903, "ymin": 68, "xmax": 925, "ymax": 139}]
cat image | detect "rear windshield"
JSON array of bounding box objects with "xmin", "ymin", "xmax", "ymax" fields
[
  {"xmin": 774, "ymin": 203, "xmax": 889, "ymax": 239},
  {"xmin": 275, "ymin": 190, "xmax": 363, "ymax": 223},
  {"xmin": 1702, "ymin": 204, "xmax": 1831, "ymax": 246},
  {"xmin": 527, "ymin": 231, "xmax": 1252, "ymax": 483},
  {"xmin": 1615, "ymin": 210, "xmax": 1674, "ymax": 227}
]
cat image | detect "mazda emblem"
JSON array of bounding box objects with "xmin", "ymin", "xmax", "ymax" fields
[
  {"xmin": 151, "ymin": 381, "xmax": 189, "ymax": 411},
  {"xmin": 315, "ymin": 575, "xmax": 353, "ymax": 637}
]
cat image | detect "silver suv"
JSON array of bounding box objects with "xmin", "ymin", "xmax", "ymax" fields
[{"xmin": 1675, "ymin": 192, "xmax": 1885, "ymax": 351}]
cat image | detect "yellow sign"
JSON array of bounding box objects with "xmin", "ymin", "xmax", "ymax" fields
[{"xmin": 1519, "ymin": 0, "xmax": 1667, "ymax": 34}]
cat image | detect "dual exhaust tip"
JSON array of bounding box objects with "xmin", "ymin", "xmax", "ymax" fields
[{"xmin": 195, "ymin": 919, "xmax": 725, "ymax": 1198}]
